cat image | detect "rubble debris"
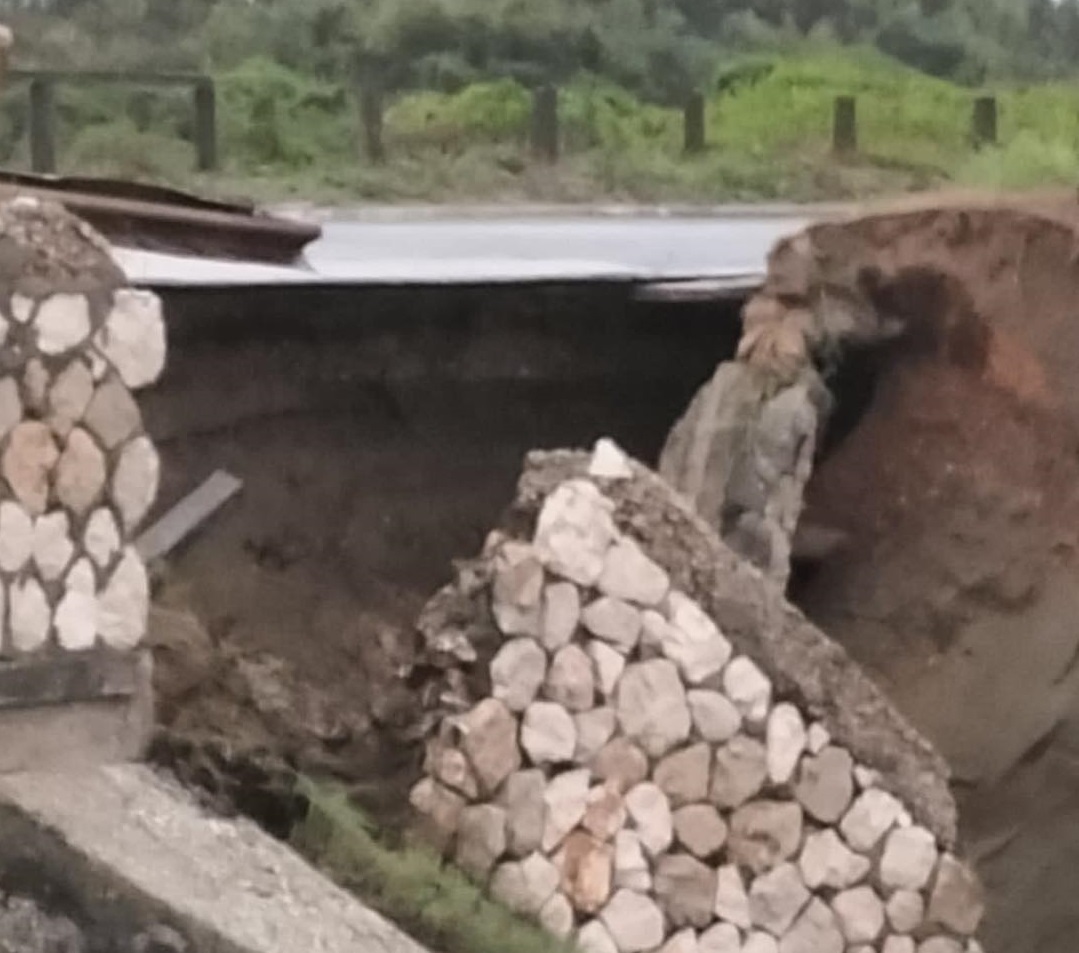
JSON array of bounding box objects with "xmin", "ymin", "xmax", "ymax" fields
[{"xmin": 408, "ymin": 441, "xmax": 983, "ymax": 952}]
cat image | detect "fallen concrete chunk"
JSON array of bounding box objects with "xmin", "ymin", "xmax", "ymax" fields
[{"xmin": 0, "ymin": 765, "xmax": 431, "ymax": 953}]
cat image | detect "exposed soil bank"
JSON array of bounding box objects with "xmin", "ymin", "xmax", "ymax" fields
[
  {"xmin": 744, "ymin": 195, "xmax": 1079, "ymax": 953},
  {"xmin": 142, "ymin": 284, "xmax": 741, "ymax": 822}
]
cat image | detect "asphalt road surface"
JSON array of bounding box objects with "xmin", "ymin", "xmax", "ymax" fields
[{"xmin": 117, "ymin": 210, "xmax": 822, "ymax": 288}]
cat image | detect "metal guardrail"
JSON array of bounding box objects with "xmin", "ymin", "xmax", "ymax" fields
[{"xmin": 6, "ymin": 69, "xmax": 217, "ymax": 174}]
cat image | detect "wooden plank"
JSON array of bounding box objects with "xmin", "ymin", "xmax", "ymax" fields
[
  {"xmin": 0, "ymin": 651, "xmax": 139, "ymax": 711},
  {"xmin": 28, "ymin": 78, "xmax": 56, "ymax": 174},
  {"xmin": 10, "ymin": 68, "xmax": 205, "ymax": 88},
  {"xmin": 683, "ymin": 91, "xmax": 706, "ymax": 154},
  {"xmin": 135, "ymin": 470, "xmax": 243, "ymax": 562}
]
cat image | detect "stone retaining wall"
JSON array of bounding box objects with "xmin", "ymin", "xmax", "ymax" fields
[
  {"xmin": 409, "ymin": 442, "xmax": 983, "ymax": 953},
  {"xmin": 0, "ymin": 197, "xmax": 163, "ymax": 761}
]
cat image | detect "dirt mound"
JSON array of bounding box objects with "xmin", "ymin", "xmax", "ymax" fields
[{"xmin": 717, "ymin": 191, "xmax": 1079, "ymax": 953}]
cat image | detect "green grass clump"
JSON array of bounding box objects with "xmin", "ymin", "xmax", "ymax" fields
[{"xmin": 292, "ymin": 777, "xmax": 578, "ymax": 953}]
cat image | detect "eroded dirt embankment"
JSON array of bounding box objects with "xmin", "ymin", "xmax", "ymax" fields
[
  {"xmin": 723, "ymin": 194, "xmax": 1079, "ymax": 953},
  {"xmin": 141, "ymin": 283, "xmax": 741, "ymax": 828}
]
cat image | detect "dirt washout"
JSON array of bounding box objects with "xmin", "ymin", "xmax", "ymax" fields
[{"xmin": 728, "ymin": 191, "xmax": 1079, "ymax": 953}]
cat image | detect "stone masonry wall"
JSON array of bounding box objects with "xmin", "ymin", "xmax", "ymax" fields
[
  {"xmin": 0, "ymin": 197, "xmax": 164, "ymax": 661},
  {"xmin": 409, "ymin": 441, "xmax": 984, "ymax": 953}
]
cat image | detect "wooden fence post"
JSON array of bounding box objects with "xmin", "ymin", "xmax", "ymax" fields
[
  {"xmin": 531, "ymin": 85, "xmax": 559, "ymax": 162},
  {"xmin": 833, "ymin": 95, "xmax": 857, "ymax": 155},
  {"xmin": 684, "ymin": 91, "xmax": 706, "ymax": 154},
  {"xmin": 29, "ymin": 77, "xmax": 57, "ymax": 174},
  {"xmin": 972, "ymin": 95, "xmax": 998, "ymax": 148},
  {"xmin": 193, "ymin": 78, "xmax": 218, "ymax": 172},
  {"xmin": 360, "ymin": 85, "xmax": 385, "ymax": 164}
]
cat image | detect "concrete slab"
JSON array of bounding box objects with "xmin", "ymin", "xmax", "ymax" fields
[
  {"xmin": 0, "ymin": 764, "xmax": 431, "ymax": 953},
  {"xmin": 0, "ymin": 651, "xmax": 152, "ymax": 775}
]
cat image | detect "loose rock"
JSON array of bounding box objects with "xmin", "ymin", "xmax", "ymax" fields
[
  {"xmin": 655, "ymin": 854, "xmax": 719, "ymax": 929},
  {"xmin": 534, "ymin": 479, "xmax": 617, "ymax": 587},
  {"xmin": 749, "ymin": 863, "xmax": 810, "ymax": 936},
  {"xmin": 491, "ymin": 542, "xmax": 544, "ymax": 638},
  {"xmin": 662, "ymin": 591, "xmax": 732, "ymax": 685},
  {"xmin": 410, "ymin": 779, "xmax": 467, "ymax": 854},
  {"xmin": 36, "ymin": 293, "xmax": 91, "ymax": 355},
  {"xmin": 583, "ymin": 597, "xmax": 642, "ymax": 654},
  {"xmin": 662, "ymin": 929, "xmax": 701, "ymax": 953},
  {"xmin": 539, "ymin": 893, "xmax": 575, "ymax": 939},
  {"xmin": 3, "ymin": 422, "xmax": 59, "ymax": 515},
  {"xmin": 723, "ymin": 657, "xmax": 773, "ymax": 723},
  {"xmin": 542, "ymin": 769, "xmax": 590, "ymax": 852},
  {"xmin": 714, "ymin": 864, "xmax": 751, "ymax": 929},
  {"xmin": 593, "ymin": 738, "xmax": 649, "ymax": 793},
  {"xmin": 575, "ymin": 708, "xmax": 617, "ymax": 763},
  {"xmin": 729, "ymin": 801, "xmax": 803, "ymax": 874},
  {"xmin": 95, "ymin": 289, "xmax": 166, "ymax": 388},
  {"xmin": 425, "ymin": 739, "xmax": 480, "ymax": 800},
  {"xmin": 613, "ymin": 830, "xmax": 651, "ymax": 892},
  {"xmin": 655, "ymin": 743, "xmax": 711, "ymax": 808},
  {"xmin": 32, "ymin": 511, "xmax": 74, "ymax": 581},
  {"xmin": 832, "ymin": 886, "xmax": 885, "ymax": 945},
  {"xmin": 0, "ymin": 501, "xmax": 32, "ymax": 572},
  {"xmin": 840, "ymin": 789, "xmax": 904, "ymax": 853},
  {"xmin": 83, "ymin": 377, "xmax": 141, "ymax": 450},
  {"xmin": 541, "ymin": 582, "xmax": 580, "ymax": 651},
  {"xmin": 600, "ymin": 890, "xmax": 666, "ymax": 953},
  {"xmin": 926, "ymin": 854, "xmax": 985, "ymax": 935},
  {"xmin": 521, "ymin": 701, "xmax": 577, "ymax": 765},
  {"xmin": 491, "ymin": 853, "xmax": 560, "ymax": 916},
  {"xmin": 766, "ymin": 703, "xmax": 806, "ymax": 785},
  {"xmin": 589, "ymin": 438, "xmax": 633, "ymax": 480},
  {"xmin": 545, "ymin": 644, "xmax": 596, "ymax": 712},
  {"xmin": 578, "ymin": 920, "xmax": 620, "ymax": 953},
  {"xmin": 0, "ymin": 377, "xmax": 21, "ymax": 440},
  {"xmin": 9, "ymin": 579, "xmax": 49, "ymax": 653},
  {"xmin": 616, "ymin": 659, "xmax": 691, "ymax": 758},
  {"xmin": 583, "ymin": 784, "xmax": 627, "ymax": 841},
  {"xmin": 886, "ymin": 890, "xmax": 924, "ymax": 934},
  {"xmin": 883, "ymin": 938, "xmax": 916, "ymax": 953},
  {"xmin": 55, "ymin": 428, "xmax": 107, "ymax": 516},
  {"xmin": 743, "ymin": 933, "xmax": 779, "ymax": 953},
  {"xmin": 455, "ymin": 804, "xmax": 507, "ymax": 879},
  {"xmin": 880, "ymin": 826, "xmax": 938, "ymax": 892},
  {"xmin": 778, "ymin": 899, "xmax": 844, "ymax": 953},
  {"xmin": 54, "ymin": 584, "xmax": 96, "ymax": 651},
  {"xmin": 687, "ymin": 690, "xmax": 741, "ymax": 744},
  {"xmin": 456, "ymin": 699, "xmax": 522, "ymax": 795},
  {"xmin": 698, "ymin": 923, "xmax": 741, "ymax": 953},
  {"xmin": 588, "ymin": 640, "xmax": 626, "ymax": 697},
  {"xmin": 597, "ymin": 537, "xmax": 669, "ymax": 606},
  {"xmin": 710, "ymin": 736, "xmax": 768, "ymax": 809},
  {"xmin": 673, "ymin": 804, "xmax": 727, "ymax": 859},
  {"xmin": 794, "ymin": 746, "xmax": 854, "ymax": 824},
  {"xmin": 624, "ymin": 782, "xmax": 673, "ymax": 857},
  {"xmin": 501, "ymin": 770, "xmax": 547, "ymax": 857},
  {"xmin": 557, "ymin": 831, "xmax": 613, "ymax": 914},
  {"xmin": 47, "ymin": 361, "xmax": 93, "ymax": 437},
  {"xmin": 798, "ymin": 829, "xmax": 871, "ymax": 890},
  {"xmin": 490, "ymin": 638, "xmax": 547, "ymax": 712},
  {"xmin": 806, "ymin": 723, "xmax": 831, "ymax": 755},
  {"xmin": 97, "ymin": 547, "xmax": 148, "ymax": 650},
  {"xmin": 112, "ymin": 435, "xmax": 160, "ymax": 532}
]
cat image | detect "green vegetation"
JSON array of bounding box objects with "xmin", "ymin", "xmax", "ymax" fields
[
  {"xmin": 2, "ymin": 0, "xmax": 1079, "ymax": 202},
  {"xmin": 293, "ymin": 777, "xmax": 577, "ymax": 953}
]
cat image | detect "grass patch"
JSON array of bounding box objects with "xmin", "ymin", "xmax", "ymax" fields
[
  {"xmin": 9, "ymin": 47, "xmax": 1079, "ymax": 203},
  {"xmin": 292, "ymin": 777, "xmax": 577, "ymax": 953}
]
